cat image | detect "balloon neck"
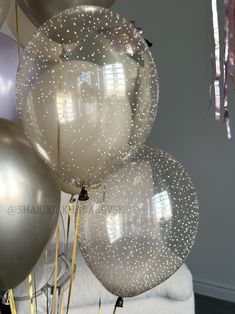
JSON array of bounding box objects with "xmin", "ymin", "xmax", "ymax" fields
[
  {"xmin": 79, "ymin": 187, "xmax": 89, "ymax": 201},
  {"xmin": 115, "ymin": 296, "xmax": 124, "ymax": 308}
]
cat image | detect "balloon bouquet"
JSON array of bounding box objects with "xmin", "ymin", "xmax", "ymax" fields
[{"xmin": 0, "ymin": 0, "xmax": 199, "ymax": 313}]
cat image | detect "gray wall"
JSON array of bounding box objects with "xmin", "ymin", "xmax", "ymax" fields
[{"xmin": 113, "ymin": 0, "xmax": 235, "ymax": 303}]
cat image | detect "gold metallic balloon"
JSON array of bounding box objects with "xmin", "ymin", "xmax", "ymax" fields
[
  {"xmin": 17, "ymin": 0, "xmax": 116, "ymax": 27},
  {"xmin": 0, "ymin": 0, "xmax": 10, "ymax": 27},
  {"xmin": 16, "ymin": 6, "xmax": 159, "ymax": 192},
  {"xmin": 78, "ymin": 146, "xmax": 199, "ymax": 297},
  {"xmin": 0, "ymin": 118, "xmax": 60, "ymax": 290}
]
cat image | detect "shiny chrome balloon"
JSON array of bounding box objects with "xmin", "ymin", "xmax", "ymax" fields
[
  {"xmin": 16, "ymin": 6, "xmax": 159, "ymax": 193},
  {"xmin": 17, "ymin": 0, "xmax": 116, "ymax": 26},
  {"xmin": 0, "ymin": 119, "xmax": 60, "ymax": 290},
  {"xmin": 0, "ymin": 0, "xmax": 10, "ymax": 27},
  {"xmin": 78, "ymin": 146, "xmax": 199, "ymax": 297}
]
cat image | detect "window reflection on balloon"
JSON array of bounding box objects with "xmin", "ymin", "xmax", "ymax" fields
[
  {"xmin": 16, "ymin": 6, "xmax": 159, "ymax": 191},
  {"xmin": 78, "ymin": 147, "xmax": 199, "ymax": 297}
]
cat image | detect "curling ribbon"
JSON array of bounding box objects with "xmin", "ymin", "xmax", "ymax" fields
[
  {"xmin": 14, "ymin": 0, "xmax": 21, "ymax": 59},
  {"xmin": 8, "ymin": 290, "xmax": 17, "ymax": 314},
  {"xmin": 212, "ymin": 0, "xmax": 221, "ymax": 120},
  {"xmin": 52, "ymin": 225, "xmax": 59, "ymax": 314},
  {"xmin": 59, "ymin": 195, "xmax": 75, "ymax": 314},
  {"xmin": 66, "ymin": 200, "xmax": 81, "ymax": 314},
  {"xmin": 28, "ymin": 274, "xmax": 35, "ymax": 314}
]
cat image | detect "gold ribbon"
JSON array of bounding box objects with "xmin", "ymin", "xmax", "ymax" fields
[
  {"xmin": 9, "ymin": 290, "xmax": 17, "ymax": 314},
  {"xmin": 14, "ymin": 0, "xmax": 21, "ymax": 59},
  {"xmin": 59, "ymin": 195, "xmax": 75, "ymax": 314},
  {"xmin": 28, "ymin": 274, "xmax": 34, "ymax": 314},
  {"xmin": 98, "ymin": 298, "xmax": 102, "ymax": 314},
  {"xmin": 65, "ymin": 195, "xmax": 74, "ymax": 254},
  {"xmin": 44, "ymin": 249, "xmax": 49, "ymax": 314},
  {"xmin": 52, "ymin": 225, "xmax": 59, "ymax": 314},
  {"xmin": 66, "ymin": 200, "xmax": 81, "ymax": 313}
]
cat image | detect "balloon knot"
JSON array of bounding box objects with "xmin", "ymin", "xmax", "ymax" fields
[{"xmin": 79, "ymin": 187, "xmax": 89, "ymax": 201}]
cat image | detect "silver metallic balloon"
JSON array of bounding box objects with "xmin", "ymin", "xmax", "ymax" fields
[
  {"xmin": 18, "ymin": 0, "xmax": 116, "ymax": 27},
  {"xmin": 16, "ymin": 6, "xmax": 159, "ymax": 192},
  {"xmin": 0, "ymin": 0, "xmax": 10, "ymax": 27},
  {"xmin": 14, "ymin": 211, "xmax": 65, "ymax": 300},
  {"xmin": 0, "ymin": 118, "xmax": 60, "ymax": 290},
  {"xmin": 78, "ymin": 146, "xmax": 199, "ymax": 298}
]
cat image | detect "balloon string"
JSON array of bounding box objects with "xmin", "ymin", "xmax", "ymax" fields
[
  {"xmin": 59, "ymin": 194, "xmax": 75, "ymax": 314},
  {"xmin": 52, "ymin": 225, "xmax": 59, "ymax": 314},
  {"xmin": 98, "ymin": 298, "xmax": 102, "ymax": 314},
  {"xmin": 14, "ymin": 0, "xmax": 20, "ymax": 59},
  {"xmin": 28, "ymin": 274, "xmax": 35, "ymax": 314},
  {"xmin": 8, "ymin": 290, "xmax": 17, "ymax": 314},
  {"xmin": 66, "ymin": 200, "xmax": 81, "ymax": 314}
]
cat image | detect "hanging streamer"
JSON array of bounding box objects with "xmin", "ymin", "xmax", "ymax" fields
[
  {"xmin": 52, "ymin": 225, "xmax": 59, "ymax": 314},
  {"xmin": 66, "ymin": 200, "xmax": 81, "ymax": 314},
  {"xmin": 60, "ymin": 194, "xmax": 75, "ymax": 314},
  {"xmin": 212, "ymin": 0, "xmax": 221, "ymax": 120},
  {"xmin": 28, "ymin": 274, "xmax": 35, "ymax": 314},
  {"xmin": 9, "ymin": 290, "xmax": 17, "ymax": 314},
  {"xmin": 211, "ymin": 0, "xmax": 235, "ymax": 138}
]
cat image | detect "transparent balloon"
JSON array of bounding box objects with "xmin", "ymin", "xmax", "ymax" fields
[
  {"xmin": 16, "ymin": 6, "xmax": 159, "ymax": 192},
  {"xmin": 18, "ymin": 0, "xmax": 116, "ymax": 27},
  {"xmin": 78, "ymin": 146, "xmax": 199, "ymax": 298}
]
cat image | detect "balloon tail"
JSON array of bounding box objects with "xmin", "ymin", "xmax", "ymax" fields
[
  {"xmin": 52, "ymin": 225, "xmax": 59, "ymax": 314},
  {"xmin": 8, "ymin": 290, "xmax": 17, "ymax": 314},
  {"xmin": 28, "ymin": 274, "xmax": 35, "ymax": 314},
  {"xmin": 113, "ymin": 297, "xmax": 124, "ymax": 314}
]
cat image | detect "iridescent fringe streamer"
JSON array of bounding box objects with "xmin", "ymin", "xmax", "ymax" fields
[
  {"xmin": 211, "ymin": 0, "xmax": 221, "ymax": 120},
  {"xmin": 211, "ymin": 0, "xmax": 235, "ymax": 138},
  {"xmin": 9, "ymin": 290, "xmax": 17, "ymax": 314}
]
